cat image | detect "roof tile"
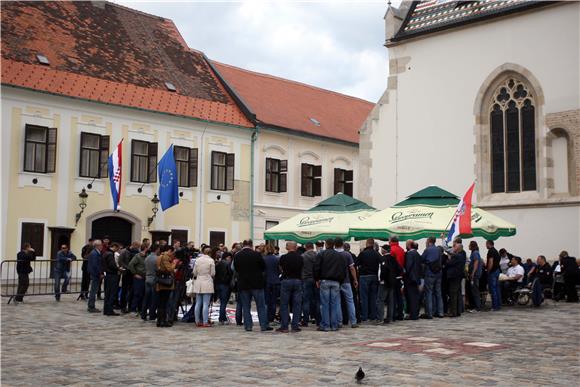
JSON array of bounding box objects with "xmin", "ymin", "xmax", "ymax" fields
[
  {"xmin": 213, "ymin": 61, "xmax": 373, "ymax": 144},
  {"xmin": 1, "ymin": 1, "xmax": 252, "ymax": 128}
]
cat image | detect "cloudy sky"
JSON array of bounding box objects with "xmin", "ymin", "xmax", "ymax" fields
[{"xmin": 117, "ymin": 1, "xmax": 392, "ymax": 102}]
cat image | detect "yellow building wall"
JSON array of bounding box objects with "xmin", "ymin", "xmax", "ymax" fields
[{"xmin": 2, "ymin": 90, "xmax": 252, "ymax": 260}]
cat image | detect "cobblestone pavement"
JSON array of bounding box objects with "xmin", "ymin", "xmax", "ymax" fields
[{"xmin": 1, "ymin": 295, "xmax": 579, "ymax": 386}]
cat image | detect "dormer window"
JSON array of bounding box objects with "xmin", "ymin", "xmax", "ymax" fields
[
  {"xmin": 165, "ymin": 82, "xmax": 176, "ymax": 92},
  {"xmin": 36, "ymin": 54, "xmax": 50, "ymax": 65}
]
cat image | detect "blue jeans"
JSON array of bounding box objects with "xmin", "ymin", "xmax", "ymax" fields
[
  {"xmin": 488, "ymin": 269, "xmax": 501, "ymax": 310},
  {"xmin": 217, "ymin": 284, "xmax": 231, "ymax": 322},
  {"xmin": 319, "ymin": 280, "xmax": 340, "ymax": 331},
  {"xmin": 141, "ymin": 282, "xmax": 158, "ymax": 320},
  {"xmin": 280, "ymin": 279, "xmax": 303, "ymax": 330},
  {"xmin": 424, "ymin": 273, "xmax": 443, "ymax": 317},
  {"xmin": 131, "ymin": 277, "xmax": 145, "ymax": 313},
  {"xmin": 264, "ymin": 283, "xmax": 280, "ymax": 322},
  {"xmin": 337, "ymin": 282, "xmax": 357, "ymax": 325},
  {"xmin": 53, "ymin": 270, "xmax": 66, "ymax": 300},
  {"xmin": 301, "ymin": 278, "xmax": 318, "ymax": 325},
  {"xmin": 88, "ymin": 275, "xmax": 100, "ymax": 310},
  {"xmin": 167, "ymin": 281, "xmax": 184, "ymax": 322},
  {"xmin": 195, "ymin": 293, "xmax": 212, "ymax": 324},
  {"xmin": 359, "ymin": 275, "xmax": 379, "ymax": 321},
  {"xmin": 239, "ymin": 289, "xmax": 269, "ymax": 331}
]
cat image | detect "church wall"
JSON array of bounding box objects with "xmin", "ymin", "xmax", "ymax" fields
[{"xmin": 362, "ymin": 2, "xmax": 579, "ymax": 257}]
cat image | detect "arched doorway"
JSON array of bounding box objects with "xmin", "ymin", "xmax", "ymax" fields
[
  {"xmin": 86, "ymin": 210, "xmax": 142, "ymax": 248},
  {"xmin": 92, "ymin": 217, "xmax": 132, "ymax": 247}
]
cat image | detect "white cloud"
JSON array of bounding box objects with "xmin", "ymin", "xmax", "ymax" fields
[{"xmin": 118, "ymin": 0, "xmax": 389, "ymax": 102}]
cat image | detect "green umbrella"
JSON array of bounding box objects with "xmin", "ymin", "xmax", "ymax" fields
[
  {"xmin": 264, "ymin": 193, "xmax": 376, "ymax": 243},
  {"xmin": 349, "ymin": 186, "xmax": 517, "ymax": 241}
]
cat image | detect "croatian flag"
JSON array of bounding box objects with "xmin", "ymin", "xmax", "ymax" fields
[
  {"xmin": 446, "ymin": 182, "xmax": 475, "ymax": 243},
  {"xmin": 108, "ymin": 139, "xmax": 123, "ymax": 211}
]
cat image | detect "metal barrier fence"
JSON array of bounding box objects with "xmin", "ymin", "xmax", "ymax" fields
[{"xmin": 1, "ymin": 259, "xmax": 87, "ymax": 303}]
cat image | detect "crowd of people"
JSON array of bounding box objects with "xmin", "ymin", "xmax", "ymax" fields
[{"xmin": 14, "ymin": 235, "xmax": 580, "ymax": 331}]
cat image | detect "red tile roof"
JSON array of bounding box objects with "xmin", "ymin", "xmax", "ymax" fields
[
  {"xmin": 213, "ymin": 62, "xmax": 374, "ymax": 144},
  {"xmin": 1, "ymin": 1, "xmax": 252, "ymax": 128}
]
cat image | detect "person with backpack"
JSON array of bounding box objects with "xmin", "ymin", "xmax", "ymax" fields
[
  {"xmin": 467, "ymin": 241, "xmax": 483, "ymax": 313},
  {"xmin": 421, "ymin": 237, "xmax": 443, "ymax": 319}
]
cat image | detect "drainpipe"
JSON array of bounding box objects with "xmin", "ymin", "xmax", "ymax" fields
[
  {"xmin": 250, "ymin": 127, "xmax": 259, "ymax": 240},
  {"xmin": 197, "ymin": 124, "xmax": 208, "ymax": 245}
]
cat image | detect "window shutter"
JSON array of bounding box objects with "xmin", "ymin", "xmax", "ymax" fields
[
  {"xmin": 149, "ymin": 142, "xmax": 158, "ymax": 183},
  {"xmin": 279, "ymin": 173, "xmax": 287, "ymax": 193},
  {"xmin": 334, "ymin": 168, "xmax": 340, "ymax": 194},
  {"xmin": 313, "ymin": 165, "xmax": 322, "ymax": 178},
  {"xmin": 100, "ymin": 135, "xmax": 110, "ymax": 178},
  {"xmin": 21, "ymin": 222, "xmax": 44, "ymax": 254},
  {"xmin": 46, "ymin": 127, "xmax": 57, "ymax": 173},
  {"xmin": 313, "ymin": 177, "xmax": 322, "ymax": 197},
  {"xmin": 226, "ymin": 153, "xmax": 235, "ymax": 190},
  {"xmin": 265, "ymin": 158, "xmax": 272, "ymax": 173},
  {"xmin": 345, "ymin": 169, "xmax": 353, "ymax": 182},
  {"xmin": 301, "ymin": 164, "xmax": 308, "ymax": 196},
  {"xmin": 189, "ymin": 148, "xmax": 198, "ymax": 187},
  {"xmin": 280, "ymin": 160, "xmax": 288, "ymax": 173}
]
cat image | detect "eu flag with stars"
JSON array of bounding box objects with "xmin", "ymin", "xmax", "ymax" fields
[{"xmin": 158, "ymin": 145, "xmax": 179, "ymax": 211}]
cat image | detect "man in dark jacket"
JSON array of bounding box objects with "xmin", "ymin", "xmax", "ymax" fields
[
  {"xmin": 87, "ymin": 240, "xmax": 103, "ymax": 313},
  {"xmin": 356, "ymin": 239, "xmax": 381, "ymax": 322},
  {"xmin": 118, "ymin": 241, "xmax": 140, "ymax": 313},
  {"xmin": 102, "ymin": 243, "xmax": 120, "ymax": 316},
  {"xmin": 444, "ymin": 238, "xmax": 467, "ymax": 317},
  {"xmin": 54, "ymin": 244, "xmax": 76, "ymax": 301},
  {"xmin": 15, "ymin": 243, "xmax": 36, "ymax": 303},
  {"xmin": 277, "ymin": 241, "xmax": 303, "ymax": 333},
  {"xmin": 376, "ymin": 244, "xmax": 400, "ymax": 324},
  {"xmin": 215, "ymin": 252, "xmax": 233, "ymax": 324},
  {"xmin": 314, "ymin": 239, "xmax": 346, "ymax": 331},
  {"xmin": 79, "ymin": 238, "xmax": 93, "ymax": 300},
  {"xmin": 233, "ymin": 239, "xmax": 272, "ymax": 332},
  {"xmin": 560, "ymin": 251, "xmax": 579, "ymax": 302},
  {"xmin": 422, "ymin": 237, "xmax": 443, "ymax": 319},
  {"xmin": 404, "ymin": 240, "xmax": 422, "ymax": 320}
]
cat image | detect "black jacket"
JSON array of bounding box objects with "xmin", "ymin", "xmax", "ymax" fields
[
  {"xmin": 356, "ymin": 247, "xmax": 381, "ymax": 276},
  {"xmin": 16, "ymin": 250, "xmax": 36, "ymax": 274},
  {"xmin": 446, "ymin": 250, "xmax": 467, "ymax": 280},
  {"xmin": 215, "ymin": 259, "xmax": 233, "ymax": 286},
  {"xmin": 379, "ymin": 254, "xmax": 401, "ymax": 288},
  {"xmin": 101, "ymin": 249, "xmax": 118, "ymax": 274},
  {"xmin": 535, "ymin": 263, "xmax": 553, "ymax": 287},
  {"xmin": 234, "ymin": 248, "xmax": 266, "ymax": 291},
  {"xmin": 405, "ymin": 249, "xmax": 423, "ymax": 285},
  {"xmin": 314, "ymin": 249, "xmax": 346, "ymax": 283}
]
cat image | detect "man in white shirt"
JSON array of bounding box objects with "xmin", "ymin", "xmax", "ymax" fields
[{"xmin": 503, "ymin": 257, "xmax": 524, "ymax": 303}]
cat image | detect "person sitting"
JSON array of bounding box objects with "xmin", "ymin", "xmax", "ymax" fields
[{"xmin": 502, "ymin": 256, "xmax": 524, "ymax": 304}]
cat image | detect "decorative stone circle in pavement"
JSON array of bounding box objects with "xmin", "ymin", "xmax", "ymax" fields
[{"xmin": 356, "ymin": 336, "xmax": 507, "ymax": 358}]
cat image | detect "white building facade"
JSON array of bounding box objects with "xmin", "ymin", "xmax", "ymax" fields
[{"xmin": 360, "ymin": 1, "xmax": 580, "ymax": 258}]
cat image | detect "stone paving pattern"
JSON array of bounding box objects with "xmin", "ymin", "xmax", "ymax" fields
[{"xmin": 1, "ymin": 296, "xmax": 579, "ymax": 386}]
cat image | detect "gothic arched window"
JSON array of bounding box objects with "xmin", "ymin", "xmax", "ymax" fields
[{"xmin": 489, "ymin": 79, "xmax": 536, "ymax": 193}]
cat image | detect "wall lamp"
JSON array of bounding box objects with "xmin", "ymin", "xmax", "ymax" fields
[
  {"xmin": 147, "ymin": 194, "xmax": 160, "ymax": 227},
  {"xmin": 75, "ymin": 188, "xmax": 89, "ymax": 226}
]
